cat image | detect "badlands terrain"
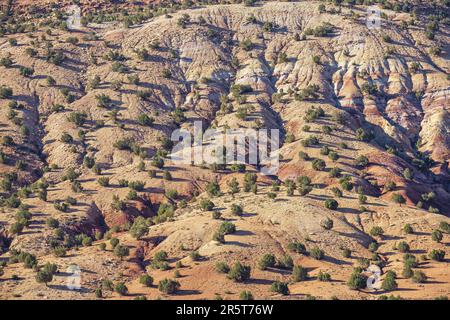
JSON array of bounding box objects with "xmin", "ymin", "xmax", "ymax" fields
[{"xmin": 0, "ymin": 0, "xmax": 449, "ymax": 300}]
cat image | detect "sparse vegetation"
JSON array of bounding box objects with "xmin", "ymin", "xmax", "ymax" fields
[{"xmin": 0, "ymin": 1, "xmax": 447, "ymax": 301}]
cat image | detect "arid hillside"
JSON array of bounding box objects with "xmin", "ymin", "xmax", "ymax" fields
[{"xmin": 0, "ymin": 1, "xmax": 449, "ymax": 300}]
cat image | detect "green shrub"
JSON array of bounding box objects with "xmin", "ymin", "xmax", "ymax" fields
[
  {"xmin": 347, "ymin": 270, "xmax": 367, "ymax": 290},
  {"xmin": 95, "ymin": 288, "xmax": 103, "ymax": 298},
  {"xmin": 397, "ymin": 241, "xmax": 410, "ymax": 253},
  {"xmin": 258, "ymin": 254, "xmax": 276, "ymax": 270},
  {"xmin": 129, "ymin": 216, "xmax": 149, "ymax": 239},
  {"xmin": 155, "ymin": 203, "xmax": 174, "ymax": 223},
  {"xmin": 267, "ymin": 192, "xmax": 277, "ymax": 199},
  {"xmin": 312, "ymin": 159, "xmax": 326, "ymax": 171},
  {"xmin": 97, "ymin": 177, "xmax": 110, "ymax": 187},
  {"xmin": 213, "ymin": 231, "xmax": 224, "ymax": 243},
  {"xmin": 439, "ymin": 221, "xmax": 450, "ymax": 233},
  {"xmin": 114, "ymin": 245, "xmax": 129, "ymax": 260},
  {"xmin": 429, "ymin": 249, "xmax": 445, "ymax": 262},
  {"xmin": 139, "ymin": 274, "xmax": 153, "ymax": 287},
  {"xmin": 317, "ymin": 271, "xmax": 331, "ymax": 281},
  {"xmin": 431, "ymin": 230, "xmax": 443, "ymax": 243},
  {"xmin": 239, "ymin": 291, "xmax": 254, "ymax": 300},
  {"xmin": 277, "ymin": 255, "xmax": 293, "ymax": 270},
  {"xmin": 53, "ymin": 247, "xmax": 66, "ymax": 257},
  {"xmin": 342, "ymin": 248, "xmax": 351, "ymax": 258},
  {"xmin": 358, "ymin": 258, "xmax": 370, "ymax": 269},
  {"xmin": 19, "ymin": 66, "xmax": 34, "ymax": 77},
  {"xmin": 312, "ymin": 55, "xmax": 320, "ymax": 64},
  {"xmin": 301, "ymin": 136, "xmax": 320, "ymax": 147},
  {"xmin": 111, "ymin": 194, "xmax": 126, "ymax": 211},
  {"xmin": 67, "ymin": 112, "xmax": 87, "ymax": 127},
  {"xmin": 310, "ymin": 247, "xmax": 324, "ymax": 260},
  {"xmin": 403, "ymin": 224, "xmax": 413, "ymax": 234},
  {"xmin": 54, "ymin": 201, "xmax": 69, "ymax": 212},
  {"xmin": 162, "ymin": 170, "xmax": 172, "ymax": 181},
  {"xmin": 111, "ymin": 62, "xmax": 127, "ymax": 73},
  {"xmin": 297, "ymin": 176, "xmax": 311, "ymax": 186},
  {"xmin": 328, "ymin": 151, "xmax": 339, "ymax": 161},
  {"xmin": 10, "ymin": 222, "xmax": 25, "ymax": 234},
  {"xmin": 66, "ymin": 36, "xmax": 79, "ymax": 45},
  {"xmin": 153, "ymin": 251, "xmax": 168, "ymax": 262},
  {"xmin": 412, "ymin": 270, "xmax": 427, "ymax": 283},
  {"xmin": 324, "ymin": 199, "xmax": 338, "ymax": 210},
  {"xmin": 298, "ymin": 185, "xmax": 312, "ymax": 196},
  {"xmin": 292, "ymin": 265, "xmax": 308, "ymax": 282},
  {"xmin": 46, "ymin": 217, "xmax": 60, "ymax": 229},
  {"xmin": 129, "ymin": 181, "xmax": 145, "ymax": 191},
  {"xmin": 231, "ymin": 203, "xmax": 243, "ymax": 215},
  {"xmin": 0, "ymin": 57, "xmax": 13, "ymax": 67},
  {"xmin": 190, "ymin": 251, "xmax": 201, "ymax": 261},
  {"xmin": 384, "ymin": 181, "xmax": 397, "ymax": 192},
  {"xmin": 151, "ymin": 157, "xmax": 164, "ymax": 169},
  {"xmin": 403, "ymin": 254, "xmax": 418, "ymax": 269},
  {"xmin": 200, "ymin": 199, "xmax": 215, "ymax": 211},
  {"xmin": 239, "ymin": 39, "xmax": 253, "ymax": 51},
  {"xmin": 219, "ymin": 222, "xmax": 236, "ymax": 235},
  {"xmin": 206, "ymin": 181, "xmax": 221, "ymax": 197},
  {"xmin": 82, "ymin": 236, "xmax": 93, "ymax": 247},
  {"xmin": 287, "ymin": 241, "xmax": 306, "ymax": 254},
  {"xmin": 162, "ymin": 69, "xmax": 172, "ymax": 78},
  {"xmin": 101, "ymin": 279, "xmax": 114, "ymax": 291},
  {"xmin": 355, "ymin": 128, "xmax": 373, "ymax": 141},
  {"xmin": 270, "ymin": 281, "xmax": 289, "ymax": 295},
  {"xmin": 403, "ymin": 168, "xmax": 413, "ymax": 180},
  {"xmin": 215, "ymin": 261, "xmax": 230, "ymax": 274},
  {"xmin": 368, "ymin": 242, "xmax": 379, "ymax": 252},
  {"xmin": 339, "ymin": 177, "xmax": 354, "ymax": 191},
  {"xmin": 115, "ymin": 282, "xmax": 128, "ymax": 295},
  {"xmin": 320, "ymin": 217, "xmax": 333, "ymax": 230},
  {"xmin": 211, "ymin": 210, "xmax": 221, "ymax": 220},
  {"xmin": 228, "ymin": 178, "xmax": 240, "ymax": 195},
  {"xmin": 369, "ymin": 226, "xmax": 384, "ymax": 237},
  {"xmin": 331, "ymin": 187, "xmax": 343, "ymax": 197},
  {"xmin": 381, "ymin": 271, "xmax": 398, "ymax": 291},
  {"xmin": 358, "ymin": 194, "xmax": 367, "ymax": 204},
  {"xmin": 391, "ymin": 193, "xmax": 406, "ymax": 204},
  {"xmin": 138, "ymin": 113, "xmax": 153, "ymax": 126},
  {"xmin": 298, "ymin": 151, "xmax": 309, "ymax": 160},
  {"xmin": 127, "ymin": 190, "xmax": 138, "ymax": 200},
  {"xmin": 227, "ymin": 262, "xmax": 251, "ymax": 282},
  {"xmin": 0, "ymin": 86, "xmax": 13, "ymax": 99},
  {"xmin": 36, "ymin": 270, "xmax": 53, "ymax": 286},
  {"xmin": 320, "ymin": 146, "xmax": 330, "ymax": 155}
]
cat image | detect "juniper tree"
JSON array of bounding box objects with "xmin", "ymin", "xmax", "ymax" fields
[
  {"xmin": 292, "ymin": 265, "xmax": 308, "ymax": 282},
  {"xmin": 115, "ymin": 282, "xmax": 128, "ymax": 295},
  {"xmin": 258, "ymin": 254, "xmax": 276, "ymax": 270},
  {"xmin": 158, "ymin": 278, "xmax": 180, "ymax": 294},
  {"xmin": 114, "ymin": 245, "xmax": 129, "ymax": 261},
  {"xmin": 36, "ymin": 270, "xmax": 53, "ymax": 287},
  {"xmin": 320, "ymin": 217, "xmax": 334, "ymax": 230},
  {"xmin": 228, "ymin": 178, "xmax": 240, "ymax": 196},
  {"xmin": 431, "ymin": 230, "xmax": 443, "ymax": 243},
  {"xmin": 227, "ymin": 262, "xmax": 251, "ymax": 282}
]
